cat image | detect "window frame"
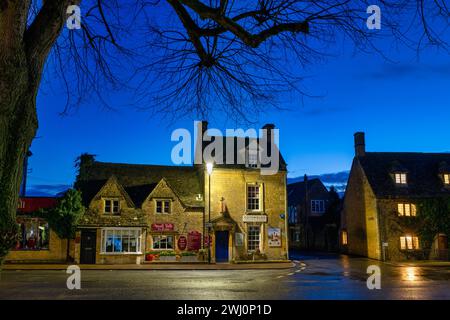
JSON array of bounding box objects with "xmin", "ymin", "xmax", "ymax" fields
[
  {"xmin": 399, "ymin": 235, "xmax": 420, "ymax": 250},
  {"xmin": 311, "ymin": 200, "xmax": 326, "ymax": 214},
  {"xmin": 444, "ymin": 173, "xmax": 450, "ymax": 185},
  {"xmin": 246, "ymin": 183, "xmax": 263, "ymax": 212},
  {"xmin": 155, "ymin": 199, "xmax": 171, "ymax": 214},
  {"xmin": 397, "ymin": 203, "xmax": 417, "ymax": 217},
  {"xmin": 100, "ymin": 227, "xmax": 142, "ymax": 254},
  {"xmin": 247, "ymin": 225, "xmax": 261, "ymax": 252},
  {"xmin": 394, "ymin": 173, "xmax": 408, "ymax": 185},
  {"xmin": 152, "ymin": 235, "xmax": 174, "ymax": 250},
  {"xmin": 14, "ymin": 218, "xmax": 50, "ymax": 251},
  {"xmin": 103, "ymin": 198, "xmax": 120, "ymax": 215}
]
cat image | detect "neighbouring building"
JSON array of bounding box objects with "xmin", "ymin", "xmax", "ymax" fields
[
  {"xmin": 73, "ymin": 122, "xmax": 289, "ymax": 264},
  {"xmin": 341, "ymin": 132, "xmax": 450, "ymax": 261},
  {"xmin": 6, "ymin": 197, "xmax": 69, "ymax": 263},
  {"xmin": 288, "ymin": 176, "xmax": 340, "ymax": 251}
]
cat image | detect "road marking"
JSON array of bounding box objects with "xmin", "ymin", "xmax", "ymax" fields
[
  {"xmin": 300, "ymin": 263, "xmax": 306, "ymax": 267},
  {"xmin": 293, "ymin": 260, "xmax": 300, "ymax": 263},
  {"xmin": 295, "ymin": 270, "xmax": 302, "ymax": 273},
  {"xmin": 287, "ymin": 273, "xmax": 294, "ymax": 276},
  {"xmin": 276, "ymin": 275, "xmax": 284, "ymax": 279}
]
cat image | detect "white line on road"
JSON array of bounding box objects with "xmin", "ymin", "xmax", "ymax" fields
[{"xmin": 287, "ymin": 273, "xmax": 294, "ymax": 276}]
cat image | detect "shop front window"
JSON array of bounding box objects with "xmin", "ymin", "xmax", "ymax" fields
[
  {"xmin": 15, "ymin": 218, "xmax": 50, "ymax": 250},
  {"xmin": 101, "ymin": 228, "xmax": 141, "ymax": 253},
  {"xmin": 152, "ymin": 235, "xmax": 174, "ymax": 250}
]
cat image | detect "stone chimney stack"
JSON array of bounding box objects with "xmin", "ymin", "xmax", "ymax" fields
[
  {"xmin": 354, "ymin": 132, "xmax": 366, "ymax": 157},
  {"xmin": 262, "ymin": 123, "xmax": 275, "ymax": 156}
]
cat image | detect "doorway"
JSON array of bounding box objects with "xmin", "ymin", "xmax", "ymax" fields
[
  {"xmin": 215, "ymin": 231, "xmax": 229, "ymax": 262},
  {"xmin": 80, "ymin": 229, "xmax": 97, "ymax": 264}
]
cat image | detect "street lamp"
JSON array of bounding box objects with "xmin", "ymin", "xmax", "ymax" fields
[{"xmin": 206, "ymin": 162, "xmax": 213, "ymax": 264}]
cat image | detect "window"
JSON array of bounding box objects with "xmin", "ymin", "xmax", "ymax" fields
[
  {"xmin": 444, "ymin": 174, "xmax": 450, "ymax": 185},
  {"xmin": 400, "ymin": 236, "xmax": 419, "ymax": 250},
  {"xmin": 247, "ymin": 225, "xmax": 261, "ymax": 251},
  {"xmin": 101, "ymin": 228, "xmax": 142, "ymax": 253},
  {"xmin": 247, "ymin": 184, "xmax": 261, "ymax": 211},
  {"xmin": 104, "ymin": 199, "xmax": 120, "ymax": 214},
  {"xmin": 152, "ymin": 235, "xmax": 174, "ymax": 250},
  {"xmin": 342, "ymin": 230, "xmax": 348, "ymax": 245},
  {"xmin": 288, "ymin": 206, "xmax": 298, "ymax": 224},
  {"xmin": 311, "ymin": 200, "xmax": 325, "ymax": 214},
  {"xmin": 15, "ymin": 218, "xmax": 50, "ymax": 250},
  {"xmin": 156, "ymin": 200, "xmax": 171, "ymax": 214},
  {"xmin": 398, "ymin": 203, "xmax": 417, "ymax": 217},
  {"xmin": 395, "ymin": 173, "xmax": 407, "ymax": 185}
]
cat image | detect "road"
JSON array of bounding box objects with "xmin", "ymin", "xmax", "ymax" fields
[{"xmin": 0, "ymin": 253, "xmax": 449, "ymax": 299}]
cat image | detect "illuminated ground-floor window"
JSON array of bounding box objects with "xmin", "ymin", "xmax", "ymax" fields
[
  {"xmin": 101, "ymin": 228, "xmax": 142, "ymax": 253},
  {"xmin": 247, "ymin": 225, "xmax": 261, "ymax": 251},
  {"xmin": 341, "ymin": 230, "xmax": 348, "ymax": 245},
  {"xmin": 15, "ymin": 217, "xmax": 49, "ymax": 250},
  {"xmin": 400, "ymin": 235, "xmax": 419, "ymax": 250}
]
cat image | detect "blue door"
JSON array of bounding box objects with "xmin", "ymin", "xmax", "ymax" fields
[{"xmin": 215, "ymin": 231, "xmax": 229, "ymax": 262}]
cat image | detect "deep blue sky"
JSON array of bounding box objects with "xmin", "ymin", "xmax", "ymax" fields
[{"xmin": 27, "ymin": 14, "xmax": 450, "ymax": 196}]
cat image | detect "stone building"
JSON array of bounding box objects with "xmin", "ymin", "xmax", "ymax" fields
[
  {"xmin": 288, "ymin": 176, "xmax": 340, "ymax": 251},
  {"xmin": 341, "ymin": 132, "xmax": 450, "ymax": 261},
  {"xmin": 6, "ymin": 197, "xmax": 68, "ymax": 263},
  {"xmin": 74, "ymin": 122, "xmax": 289, "ymax": 264}
]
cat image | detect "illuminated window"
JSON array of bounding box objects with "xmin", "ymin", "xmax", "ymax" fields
[
  {"xmin": 395, "ymin": 173, "xmax": 407, "ymax": 184},
  {"xmin": 15, "ymin": 218, "xmax": 50, "ymax": 251},
  {"xmin": 247, "ymin": 184, "xmax": 261, "ymax": 211},
  {"xmin": 101, "ymin": 228, "xmax": 142, "ymax": 253},
  {"xmin": 400, "ymin": 236, "xmax": 419, "ymax": 250},
  {"xmin": 156, "ymin": 200, "xmax": 171, "ymax": 214},
  {"xmin": 342, "ymin": 230, "xmax": 348, "ymax": 245},
  {"xmin": 397, "ymin": 203, "xmax": 417, "ymax": 216},
  {"xmin": 104, "ymin": 199, "xmax": 120, "ymax": 214},
  {"xmin": 444, "ymin": 174, "xmax": 450, "ymax": 185}
]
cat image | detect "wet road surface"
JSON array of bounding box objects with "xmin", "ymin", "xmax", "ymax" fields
[{"xmin": 0, "ymin": 253, "xmax": 448, "ymax": 299}]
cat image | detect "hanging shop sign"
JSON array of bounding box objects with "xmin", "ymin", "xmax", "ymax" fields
[
  {"xmin": 268, "ymin": 227, "xmax": 281, "ymax": 247},
  {"xmin": 243, "ymin": 215, "xmax": 267, "ymax": 223},
  {"xmin": 178, "ymin": 236, "xmax": 187, "ymax": 251},
  {"xmin": 151, "ymin": 223, "xmax": 174, "ymax": 231}
]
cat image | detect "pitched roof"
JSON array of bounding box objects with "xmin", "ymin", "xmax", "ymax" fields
[
  {"xmin": 287, "ymin": 179, "xmax": 328, "ymax": 205},
  {"xmin": 76, "ymin": 162, "xmax": 204, "ymax": 208},
  {"xmin": 203, "ymin": 135, "xmax": 287, "ymax": 171},
  {"xmin": 358, "ymin": 152, "xmax": 450, "ymax": 198}
]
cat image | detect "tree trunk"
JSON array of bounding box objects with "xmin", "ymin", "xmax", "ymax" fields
[
  {"xmin": 0, "ymin": 49, "xmax": 38, "ymax": 264},
  {"xmin": 66, "ymin": 239, "xmax": 71, "ymax": 262}
]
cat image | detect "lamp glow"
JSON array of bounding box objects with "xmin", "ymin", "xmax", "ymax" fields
[{"xmin": 206, "ymin": 162, "xmax": 213, "ymax": 175}]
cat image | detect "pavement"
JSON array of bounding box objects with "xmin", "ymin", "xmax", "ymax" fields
[
  {"xmin": 0, "ymin": 252, "xmax": 448, "ymax": 299},
  {"xmin": 2, "ymin": 261, "xmax": 294, "ymax": 270}
]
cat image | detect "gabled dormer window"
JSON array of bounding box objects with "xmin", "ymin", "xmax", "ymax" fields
[
  {"xmin": 156, "ymin": 200, "xmax": 171, "ymax": 214},
  {"xmin": 394, "ymin": 173, "xmax": 407, "ymax": 185},
  {"xmin": 104, "ymin": 198, "xmax": 120, "ymax": 215}
]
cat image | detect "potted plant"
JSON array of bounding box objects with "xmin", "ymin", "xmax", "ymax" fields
[{"xmin": 145, "ymin": 251, "xmax": 160, "ymax": 261}]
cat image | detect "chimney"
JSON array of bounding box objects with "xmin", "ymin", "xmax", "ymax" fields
[
  {"xmin": 354, "ymin": 132, "xmax": 366, "ymax": 157},
  {"xmin": 195, "ymin": 121, "xmax": 208, "ymax": 165},
  {"xmin": 262, "ymin": 124, "xmax": 275, "ymax": 156}
]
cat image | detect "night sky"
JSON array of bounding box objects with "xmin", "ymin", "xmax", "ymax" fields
[{"xmin": 27, "ymin": 10, "xmax": 450, "ymax": 196}]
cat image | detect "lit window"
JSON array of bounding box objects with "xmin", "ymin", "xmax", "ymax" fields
[
  {"xmin": 247, "ymin": 225, "xmax": 261, "ymax": 251},
  {"xmin": 156, "ymin": 200, "xmax": 171, "ymax": 214},
  {"xmin": 311, "ymin": 200, "xmax": 325, "ymax": 214},
  {"xmin": 400, "ymin": 236, "xmax": 419, "ymax": 250},
  {"xmin": 398, "ymin": 203, "xmax": 417, "ymax": 216},
  {"xmin": 342, "ymin": 230, "xmax": 348, "ymax": 245},
  {"xmin": 15, "ymin": 218, "xmax": 50, "ymax": 250},
  {"xmin": 152, "ymin": 235, "xmax": 174, "ymax": 250},
  {"xmin": 101, "ymin": 228, "xmax": 141, "ymax": 253},
  {"xmin": 444, "ymin": 174, "xmax": 450, "ymax": 185},
  {"xmin": 395, "ymin": 173, "xmax": 407, "ymax": 184},
  {"xmin": 247, "ymin": 184, "xmax": 261, "ymax": 211},
  {"xmin": 104, "ymin": 199, "xmax": 120, "ymax": 214}
]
